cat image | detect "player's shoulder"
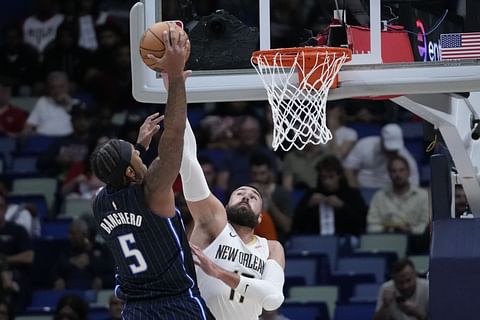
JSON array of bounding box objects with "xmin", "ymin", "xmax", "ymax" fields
[{"xmin": 267, "ymin": 240, "xmax": 284, "ymax": 255}]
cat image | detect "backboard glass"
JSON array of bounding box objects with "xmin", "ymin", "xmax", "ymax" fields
[{"xmin": 130, "ymin": 0, "xmax": 480, "ymax": 103}]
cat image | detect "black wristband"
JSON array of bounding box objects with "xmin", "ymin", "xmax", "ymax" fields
[{"xmin": 135, "ymin": 143, "xmax": 147, "ymax": 156}]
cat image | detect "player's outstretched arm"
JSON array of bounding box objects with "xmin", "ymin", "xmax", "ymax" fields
[
  {"xmin": 180, "ymin": 120, "xmax": 227, "ymax": 242},
  {"xmin": 191, "ymin": 241, "xmax": 285, "ymax": 311},
  {"xmin": 143, "ymin": 24, "xmax": 190, "ymax": 217}
]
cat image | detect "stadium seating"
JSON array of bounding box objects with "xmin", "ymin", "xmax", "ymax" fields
[
  {"xmin": 334, "ymin": 302, "xmax": 376, "ymax": 320},
  {"xmin": 280, "ymin": 302, "xmax": 330, "ymax": 320},
  {"xmin": 288, "ymin": 286, "xmax": 339, "ymax": 319},
  {"xmin": 358, "ymin": 233, "xmax": 408, "ymax": 259}
]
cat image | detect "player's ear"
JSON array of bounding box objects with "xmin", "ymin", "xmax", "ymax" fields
[
  {"xmin": 125, "ymin": 166, "xmax": 135, "ymax": 178},
  {"xmin": 257, "ymin": 212, "xmax": 263, "ymax": 224}
]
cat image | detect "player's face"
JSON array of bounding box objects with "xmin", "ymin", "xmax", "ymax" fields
[
  {"xmin": 226, "ymin": 186, "xmax": 263, "ymax": 229},
  {"xmin": 393, "ymin": 265, "xmax": 417, "ymax": 299},
  {"xmin": 388, "ymin": 159, "xmax": 409, "ymax": 186}
]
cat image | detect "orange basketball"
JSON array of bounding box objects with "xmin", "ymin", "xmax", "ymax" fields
[{"xmin": 139, "ymin": 21, "xmax": 190, "ymax": 71}]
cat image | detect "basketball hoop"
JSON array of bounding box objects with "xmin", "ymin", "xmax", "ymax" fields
[{"xmin": 251, "ymin": 47, "xmax": 352, "ymax": 151}]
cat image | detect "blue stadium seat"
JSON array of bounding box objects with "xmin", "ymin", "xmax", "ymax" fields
[
  {"xmin": 334, "ymin": 302, "xmax": 376, "ymax": 320},
  {"xmin": 8, "ymin": 155, "xmax": 39, "ymax": 175},
  {"xmin": 399, "ymin": 121, "xmax": 424, "ymax": 139},
  {"xmin": 336, "ymin": 256, "xmax": 387, "ymax": 283},
  {"xmin": 280, "ymin": 302, "xmax": 330, "ymax": 320},
  {"xmin": 349, "ymin": 283, "xmax": 381, "ymax": 303},
  {"xmin": 328, "ymin": 273, "xmax": 376, "ymax": 302},
  {"xmin": 359, "ymin": 187, "xmax": 379, "ymax": 206},
  {"xmin": 0, "ymin": 136, "xmax": 16, "ymax": 167},
  {"xmin": 286, "ymin": 235, "xmax": 339, "ymax": 271},
  {"xmin": 89, "ymin": 306, "xmax": 110, "ymax": 320},
  {"xmin": 285, "ymin": 257, "xmax": 318, "ymax": 286},
  {"xmin": 40, "ymin": 219, "xmax": 71, "ymax": 239},
  {"xmin": 17, "ymin": 135, "xmax": 60, "ymax": 155}
]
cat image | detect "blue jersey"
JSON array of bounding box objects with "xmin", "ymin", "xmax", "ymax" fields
[{"xmin": 92, "ymin": 184, "xmax": 199, "ymax": 301}]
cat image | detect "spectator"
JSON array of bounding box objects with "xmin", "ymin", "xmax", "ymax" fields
[
  {"xmin": 373, "ymin": 258, "xmax": 428, "ymax": 320},
  {"xmin": 42, "ymin": 22, "xmax": 92, "ymax": 86},
  {"xmin": 198, "ymin": 154, "xmax": 227, "ymax": 204},
  {"xmin": 60, "ymin": 134, "xmax": 108, "ymax": 200},
  {"xmin": 23, "ymin": 71, "xmax": 79, "ymax": 137},
  {"xmin": 0, "ymin": 192, "xmax": 34, "ymax": 311},
  {"xmin": 0, "ymin": 298, "xmax": 13, "ymax": 320},
  {"xmin": 53, "ymin": 294, "xmax": 89, "ymax": 320},
  {"xmin": 249, "ymin": 152, "xmax": 293, "ymax": 243},
  {"xmin": 454, "ymin": 184, "xmax": 472, "ymax": 218},
  {"xmin": 53, "ymin": 217, "xmax": 114, "ymax": 290},
  {"xmin": 282, "ymin": 143, "xmax": 327, "ymax": 192},
  {"xmin": 292, "ymin": 155, "xmax": 367, "ymax": 236},
  {"xmin": 367, "ymin": 155, "xmax": 429, "ymax": 235},
  {"xmin": 22, "ymin": 0, "xmax": 65, "ymax": 56},
  {"xmin": 37, "ymin": 102, "xmax": 94, "ymax": 177},
  {"xmin": 325, "ymin": 102, "xmax": 358, "ymax": 162},
  {"xmin": 0, "ymin": 184, "xmax": 40, "ymax": 238},
  {"xmin": 106, "ymin": 294, "xmax": 123, "ymax": 320},
  {"xmin": 0, "ymin": 25, "xmax": 41, "ymax": 95},
  {"xmin": 0, "ymin": 76, "xmax": 28, "ymax": 137},
  {"xmin": 344, "ymin": 123, "xmax": 419, "ymax": 189},
  {"xmin": 219, "ymin": 115, "xmax": 278, "ymax": 190}
]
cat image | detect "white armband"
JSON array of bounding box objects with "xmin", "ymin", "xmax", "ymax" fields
[
  {"xmin": 235, "ymin": 259, "xmax": 285, "ymax": 311},
  {"xmin": 180, "ymin": 120, "xmax": 210, "ymax": 201}
]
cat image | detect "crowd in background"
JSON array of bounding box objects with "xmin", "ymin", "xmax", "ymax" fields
[{"xmin": 0, "ymin": 0, "xmax": 471, "ymax": 319}]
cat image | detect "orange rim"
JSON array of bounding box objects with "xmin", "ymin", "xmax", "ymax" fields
[{"xmin": 251, "ymin": 47, "xmax": 352, "ymax": 66}]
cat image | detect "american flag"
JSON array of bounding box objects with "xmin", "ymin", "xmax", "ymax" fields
[{"xmin": 440, "ymin": 32, "xmax": 480, "ymax": 60}]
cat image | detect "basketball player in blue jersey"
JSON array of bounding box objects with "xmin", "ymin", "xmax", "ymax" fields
[
  {"xmin": 90, "ymin": 23, "xmax": 214, "ymax": 320},
  {"xmin": 179, "ymin": 119, "xmax": 285, "ymax": 320}
]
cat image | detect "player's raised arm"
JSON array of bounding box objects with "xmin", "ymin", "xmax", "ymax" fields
[
  {"xmin": 179, "ymin": 119, "xmax": 227, "ymax": 242},
  {"xmin": 143, "ymin": 23, "xmax": 191, "ymax": 217}
]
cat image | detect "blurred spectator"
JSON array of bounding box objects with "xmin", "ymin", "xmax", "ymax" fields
[
  {"xmin": 250, "ymin": 152, "xmax": 293, "ymax": 243},
  {"xmin": 282, "ymin": 143, "xmax": 327, "ymax": 192},
  {"xmin": 42, "ymin": 22, "xmax": 92, "ymax": 86},
  {"xmin": 455, "ymin": 184, "xmax": 472, "ymax": 218},
  {"xmin": 53, "ymin": 217, "xmax": 114, "ymax": 290},
  {"xmin": 22, "ymin": 0, "xmax": 65, "ymax": 56},
  {"xmin": 0, "ymin": 25, "xmax": 41, "ymax": 95},
  {"xmin": 0, "ymin": 76, "xmax": 28, "ymax": 137},
  {"xmin": 292, "ymin": 155, "xmax": 367, "ymax": 236},
  {"xmin": 0, "ymin": 184, "xmax": 40, "ymax": 238},
  {"xmin": 0, "ymin": 192, "xmax": 34, "ymax": 311},
  {"xmin": 219, "ymin": 115, "xmax": 278, "ymax": 190},
  {"xmin": 197, "ymin": 115, "xmax": 235, "ymax": 150},
  {"xmin": 373, "ymin": 258, "xmax": 428, "ymax": 320},
  {"xmin": 106, "ymin": 294, "xmax": 123, "ymax": 320},
  {"xmin": 325, "ymin": 102, "xmax": 358, "ymax": 162},
  {"xmin": 367, "ymin": 155, "xmax": 429, "ymax": 235},
  {"xmin": 76, "ymin": 0, "xmax": 115, "ymax": 51},
  {"xmin": 37, "ymin": 102, "xmax": 94, "ymax": 177},
  {"xmin": 53, "ymin": 294, "xmax": 89, "ymax": 320},
  {"xmin": 0, "ymin": 298, "xmax": 13, "ymax": 320},
  {"xmin": 199, "ymin": 154, "xmax": 227, "ymax": 204},
  {"xmin": 23, "ymin": 71, "xmax": 79, "ymax": 137},
  {"xmin": 270, "ymin": 0, "xmax": 306, "ymax": 48},
  {"xmin": 344, "ymin": 123, "xmax": 419, "ymax": 189}
]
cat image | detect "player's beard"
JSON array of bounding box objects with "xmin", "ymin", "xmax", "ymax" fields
[{"xmin": 226, "ymin": 204, "xmax": 259, "ymax": 229}]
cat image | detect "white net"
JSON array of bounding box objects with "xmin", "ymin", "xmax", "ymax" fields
[{"xmin": 251, "ymin": 48, "xmax": 350, "ymax": 151}]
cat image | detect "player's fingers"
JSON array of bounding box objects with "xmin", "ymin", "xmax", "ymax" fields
[
  {"xmin": 183, "ymin": 70, "xmax": 192, "ymax": 79},
  {"xmin": 167, "ymin": 23, "xmax": 178, "ymax": 47},
  {"xmin": 177, "ymin": 29, "xmax": 187, "ymax": 48},
  {"xmin": 147, "ymin": 54, "xmax": 161, "ymax": 63},
  {"xmin": 147, "ymin": 112, "xmax": 160, "ymax": 120},
  {"xmin": 151, "ymin": 115, "xmax": 164, "ymax": 124},
  {"xmin": 147, "ymin": 125, "xmax": 160, "ymax": 136}
]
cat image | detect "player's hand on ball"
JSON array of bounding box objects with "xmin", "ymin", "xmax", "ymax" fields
[{"xmin": 147, "ymin": 22, "xmax": 190, "ymax": 76}]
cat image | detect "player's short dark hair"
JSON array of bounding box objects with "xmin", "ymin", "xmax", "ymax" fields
[
  {"xmin": 90, "ymin": 139, "xmax": 131, "ymax": 188},
  {"xmin": 387, "ymin": 154, "xmax": 410, "ymax": 171},
  {"xmin": 391, "ymin": 258, "xmax": 415, "ymax": 276}
]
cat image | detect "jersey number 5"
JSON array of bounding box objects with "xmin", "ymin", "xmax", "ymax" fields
[{"xmin": 118, "ymin": 233, "xmax": 148, "ymax": 274}]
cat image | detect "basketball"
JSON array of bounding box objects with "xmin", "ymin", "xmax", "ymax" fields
[{"xmin": 139, "ymin": 21, "xmax": 190, "ymax": 71}]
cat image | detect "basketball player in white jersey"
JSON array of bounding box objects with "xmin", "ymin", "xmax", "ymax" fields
[{"xmin": 179, "ymin": 119, "xmax": 285, "ymax": 320}]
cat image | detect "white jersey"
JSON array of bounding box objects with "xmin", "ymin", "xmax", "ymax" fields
[{"xmin": 197, "ymin": 223, "xmax": 270, "ymax": 320}]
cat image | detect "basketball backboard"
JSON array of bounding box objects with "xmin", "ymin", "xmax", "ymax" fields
[{"xmin": 130, "ymin": 0, "xmax": 480, "ymax": 103}]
